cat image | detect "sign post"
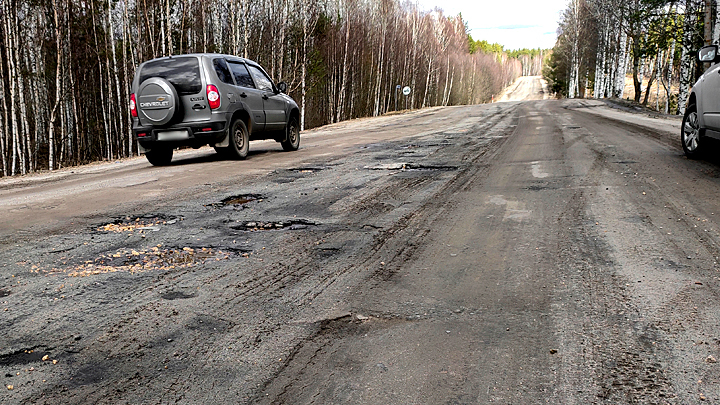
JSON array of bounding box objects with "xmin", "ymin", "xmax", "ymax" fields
[
  {"xmin": 402, "ymin": 86, "xmax": 411, "ymax": 110},
  {"xmin": 395, "ymin": 85, "xmax": 401, "ymax": 111}
]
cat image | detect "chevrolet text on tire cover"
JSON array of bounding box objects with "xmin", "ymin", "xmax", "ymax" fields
[{"xmin": 130, "ymin": 54, "xmax": 301, "ymax": 166}]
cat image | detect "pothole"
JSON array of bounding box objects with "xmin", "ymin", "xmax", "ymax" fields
[
  {"xmin": 95, "ymin": 214, "xmax": 179, "ymax": 233},
  {"xmin": 206, "ymin": 194, "xmax": 264, "ymax": 208},
  {"xmin": 0, "ymin": 348, "xmax": 52, "ymax": 367},
  {"xmin": 161, "ymin": 291, "xmax": 197, "ymax": 300},
  {"xmin": 231, "ymin": 219, "xmax": 318, "ymax": 231},
  {"xmin": 365, "ymin": 163, "xmax": 458, "ymax": 171},
  {"xmin": 288, "ymin": 167, "xmax": 327, "ymax": 173},
  {"xmin": 0, "ymin": 288, "xmax": 10, "ymax": 297},
  {"xmin": 525, "ymin": 184, "xmax": 558, "ymax": 191},
  {"xmin": 31, "ymin": 246, "xmax": 244, "ymax": 277}
]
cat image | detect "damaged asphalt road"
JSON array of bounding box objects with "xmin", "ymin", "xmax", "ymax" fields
[{"xmin": 2, "ymin": 94, "xmax": 720, "ymax": 404}]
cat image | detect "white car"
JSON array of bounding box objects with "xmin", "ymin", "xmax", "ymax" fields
[{"xmin": 682, "ymin": 45, "xmax": 720, "ymax": 157}]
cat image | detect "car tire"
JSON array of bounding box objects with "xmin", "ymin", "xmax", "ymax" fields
[
  {"xmin": 228, "ymin": 119, "xmax": 249, "ymax": 159},
  {"xmin": 682, "ymin": 103, "xmax": 703, "ymax": 158},
  {"xmin": 145, "ymin": 148, "xmax": 173, "ymax": 166},
  {"xmin": 281, "ymin": 117, "xmax": 300, "ymax": 151}
]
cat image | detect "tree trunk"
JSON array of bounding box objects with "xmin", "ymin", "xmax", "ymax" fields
[
  {"xmin": 678, "ymin": 0, "xmax": 697, "ymax": 115},
  {"xmin": 108, "ymin": 0, "xmax": 125, "ymax": 157},
  {"xmin": 714, "ymin": 0, "xmax": 720, "ymax": 45},
  {"xmin": 337, "ymin": 4, "xmax": 350, "ymax": 122},
  {"xmin": 48, "ymin": 0, "xmax": 63, "ymax": 171},
  {"xmin": 616, "ymin": 27, "xmax": 629, "ymax": 98}
]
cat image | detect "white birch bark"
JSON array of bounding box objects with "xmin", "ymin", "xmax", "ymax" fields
[
  {"xmin": 594, "ymin": 21, "xmax": 606, "ymax": 98},
  {"xmin": 678, "ymin": 0, "xmax": 697, "ymax": 115},
  {"xmin": 109, "ymin": 0, "xmax": 125, "ymax": 157},
  {"xmin": 337, "ymin": 3, "xmax": 350, "ymax": 122},
  {"xmin": 614, "ymin": 29, "xmax": 628, "ymax": 98},
  {"xmin": 421, "ymin": 56, "xmax": 432, "ymax": 108},
  {"xmin": 567, "ymin": 0, "xmax": 581, "ymax": 98},
  {"xmin": 48, "ymin": 0, "xmax": 63, "ymax": 170},
  {"xmin": 300, "ymin": 0, "xmax": 309, "ymax": 130},
  {"xmin": 442, "ymin": 55, "xmax": 450, "ymax": 106},
  {"xmin": 0, "ymin": 28, "xmax": 7, "ymax": 176},
  {"xmin": 166, "ymin": 0, "xmax": 173, "ymax": 55},
  {"xmin": 444, "ymin": 66, "xmax": 454, "ymax": 106},
  {"xmin": 373, "ymin": 10, "xmax": 387, "ymax": 116},
  {"xmin": 90, "ymin": 0, "xmax": 112, "ymax": 159},
  {"xmin": 409, "ymin": 11, "xmax": 418, "ymax": 108},
  {"xmin": 714, "ymin": 0, "xmax": 720, "ymax": 45}
]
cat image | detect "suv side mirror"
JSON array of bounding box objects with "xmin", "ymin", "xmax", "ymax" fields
[
  {"xmin": 277, "ymin": 81, "xmax": 288, "ymax": 94},
  {"xmin": 698, "ymin": 45, "xmax": 719, "ymax": 63}
]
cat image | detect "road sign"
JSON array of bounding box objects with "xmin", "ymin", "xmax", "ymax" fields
[{"xmin": 402, "ymin": 86, "xmax": 411, "ymax": 96}]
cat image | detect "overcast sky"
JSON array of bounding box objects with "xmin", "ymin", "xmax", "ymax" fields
[{"xmin": 416, "ymin": 0, "xmax": 568, "ymax": 50}]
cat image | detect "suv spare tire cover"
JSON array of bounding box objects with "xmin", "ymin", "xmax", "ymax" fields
[{"xmin": 137, "ymin": 77, "xmax": 179, "ymax": 126}]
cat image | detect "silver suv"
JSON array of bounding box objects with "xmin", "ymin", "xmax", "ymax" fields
[
  {"xmin": 130, "ymin": 54, "xmax": 300, "ymax": 166},
  {"xmin": 682, "ymin": 45, "xmax": 720, "ymax": 157}
]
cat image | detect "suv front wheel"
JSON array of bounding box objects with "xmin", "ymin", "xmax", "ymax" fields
[{"xmin": 682, "ymin": 103, "xmax": 703, "ymax": 158}]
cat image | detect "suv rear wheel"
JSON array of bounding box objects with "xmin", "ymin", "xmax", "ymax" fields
[
  {"xmin": 145, "ymin": 147, "xmax": 173, "ymax": 166},
  {"xmin": 281, "ymin": 117, "xmax": 300, "ymax": 151},
  {"xmin": 228, "ymin": 119, "xmax": 249, "ymax": 159}
]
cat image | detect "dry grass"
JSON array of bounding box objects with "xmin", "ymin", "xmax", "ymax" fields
[{"xmin": 622, "ymin": 75, "xmax": 678, "ymax": 112}]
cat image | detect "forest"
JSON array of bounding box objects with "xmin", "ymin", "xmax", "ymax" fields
[
  {"xmin": 547, "ymin": 0, "xmax": 716, "ymax": 116},
  {"xmin": 0, "ymin": 0, "xmax": 544, "ymax": 177}
]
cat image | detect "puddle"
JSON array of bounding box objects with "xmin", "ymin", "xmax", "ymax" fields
[
  {"xmin": 231, "ymin": 219, "xmax": 318, "ymax": 231},
  {"xmin": 96, "ymin": 214, "xmax": 179, "ymax": 233},
  {"xmin": 32, "ymin": 246, "xmax": 242, "ymax": 277}
]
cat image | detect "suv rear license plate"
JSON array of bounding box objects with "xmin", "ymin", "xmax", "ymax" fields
[{"xmin": 157, "ymin": 130, "xmax": 189, "ymax": 141}]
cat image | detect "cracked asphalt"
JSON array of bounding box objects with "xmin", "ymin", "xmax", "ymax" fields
[{"xmin": 2, "ymin": 78, "xmax": 720, "ymax": 404}]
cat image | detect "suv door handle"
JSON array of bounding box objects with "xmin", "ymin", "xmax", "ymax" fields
[
  {"xmin": 240, "ymin": 92, "xmax": 247, "ymax": 98},
  {"xmin": 192, "ymin": 104, "xmax": 206, "ymax": 110},
  {"xmin": 262, "ymin": 94, "xmax": 269, "ymax": 100}
]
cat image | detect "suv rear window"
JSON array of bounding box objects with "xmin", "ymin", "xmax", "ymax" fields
[{"xmin": 139, "ymin": 57, "xmax": 202, "ymax": 95}]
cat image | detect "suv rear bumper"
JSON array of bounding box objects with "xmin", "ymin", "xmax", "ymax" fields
[{"xmin": 134, "ymin": 121, "xmax": 227, "ymax": 149}]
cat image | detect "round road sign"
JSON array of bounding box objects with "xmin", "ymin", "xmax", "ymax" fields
[{"xmin": 402, "ymin": 86, "xmax": 411, "ymax": 96}]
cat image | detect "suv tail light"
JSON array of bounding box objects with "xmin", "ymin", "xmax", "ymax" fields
[
  {"xmin": 129, "ymin": 93, "xmax": 138, "ymax": 117},
  {"xmin": 207, "ymin": 85, "xmax": 220, "ymax": 110}
]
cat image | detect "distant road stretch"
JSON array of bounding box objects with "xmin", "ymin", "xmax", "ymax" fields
[{"xmin": 496, "ymin": 75, "xmax": 549, "ymax": 102}]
